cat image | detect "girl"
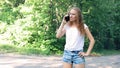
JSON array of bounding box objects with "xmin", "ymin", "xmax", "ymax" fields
[{"xmin": 56, "ymin": 7, "xmax": 95, "ymax": 68}]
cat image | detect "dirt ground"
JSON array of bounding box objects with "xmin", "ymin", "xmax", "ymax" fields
[{"xmin": 0, "ymin": 54, "xmax": 120, "ymax": 68}]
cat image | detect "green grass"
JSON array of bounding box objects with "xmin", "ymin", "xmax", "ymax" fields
[
  {"xmin": 0, "ymin": 44, "xmax": 120, "ymax": 56},
  {"xmin": 0, "ymin": 44, "xmax": 46, "ymax": 55},
  {"xmin": 0, "ymin": 44, "xmax": 17, "ymax": 53},
  {"xmin": 96, "ymin": 49, "xmax": 120, "ymax": 56},
  {"xmin": 90, "ymin": 49, "xmax": 120, "ymax": 57}
]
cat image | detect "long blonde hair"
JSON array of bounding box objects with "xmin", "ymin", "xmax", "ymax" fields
[{"xmin": 68, "ymin": 7, "xmax": 85, "ymax": 35}]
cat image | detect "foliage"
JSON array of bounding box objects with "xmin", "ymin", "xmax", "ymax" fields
[{"xmin": 0, "ymin": 0, "xmax": 120, "ymax": 55}]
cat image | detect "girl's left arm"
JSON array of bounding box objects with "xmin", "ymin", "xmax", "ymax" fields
[
  {"xmin": 79, "ymin": 27, "xmax": 95, "ymax": 57},
  {"xmin": 85, "ymin": 27, "xmax": 95, "ymax": 55}
]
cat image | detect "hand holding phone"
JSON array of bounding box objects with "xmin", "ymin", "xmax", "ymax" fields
[{"xmin": 65, "ymin": 15, "xmax": 70, "ymax": 22}]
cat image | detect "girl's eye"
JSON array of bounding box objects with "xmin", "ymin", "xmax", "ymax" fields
[
  {"xmin": 69, "ymin": 13, "xmax": 74, "ymax": 15},
  {"xmin": 70, "ymin": 14, "xmax": 75, "ymax": 16}
]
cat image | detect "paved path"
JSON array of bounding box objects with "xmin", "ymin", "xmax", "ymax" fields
[{"xmin": 0, "ymin": 54, "xmax": 120, "ymax": 68}]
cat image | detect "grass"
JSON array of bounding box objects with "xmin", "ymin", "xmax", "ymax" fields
[
  {"xmin": 96, "ymin": 49, "xmax": 120, "ymax": 56},
  {"xmin": 90, "ymin": 49, "xmax": 120, "ymax": 57},
  {"xmin": 0, "ymin": 44, "xmax": 120, "ymax": 56},
  {"xmin": 0, "ymin": 44, "xmax": 46, "ymax": 55}
]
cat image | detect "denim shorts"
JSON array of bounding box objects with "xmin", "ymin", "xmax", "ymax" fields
[{"xmin": 62, "ymin": 50, "xmax": 85, "ymax": 64}]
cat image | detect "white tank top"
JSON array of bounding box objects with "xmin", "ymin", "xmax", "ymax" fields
[{"xmin": 64, "ymin": 24, "xmax": 88, "ymax": 51}]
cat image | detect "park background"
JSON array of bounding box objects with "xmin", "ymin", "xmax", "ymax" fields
[{"xmin": 0, "ymin": 0, "xmax": 120, "ymax": 55}]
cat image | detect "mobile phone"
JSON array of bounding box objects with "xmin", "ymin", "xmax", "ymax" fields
[{"xmin": 65, "ymin": 15, "xmax": 70, "ymax": 22}]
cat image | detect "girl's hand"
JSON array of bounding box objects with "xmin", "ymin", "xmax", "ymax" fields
[
  {"xmin": 78, "ymin": 52, "xmax": 89, "ymax": 57},
  {"xmin": 62, "ymin": 15, "xmax": 69, "ymax": 24}
]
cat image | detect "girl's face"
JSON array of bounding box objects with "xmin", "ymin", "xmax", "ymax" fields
[{"xmin": 69, "ymin": 9, "xmax": 78, "ymax": 22}]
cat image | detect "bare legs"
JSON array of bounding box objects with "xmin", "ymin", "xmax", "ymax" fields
[
  {"xmin": 63, "ymin": 62, "xmax": 85, "ymax": 68},
  {"xmin": 75, "ymin": 64, "xmax": 85, "ymax": 68},
  {"xmin": 63, "ymin": 62, "xmax": 72, "ymax": 68}
]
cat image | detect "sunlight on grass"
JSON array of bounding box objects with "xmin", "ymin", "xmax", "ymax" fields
[
  {"xmin": 20, "ymin": 6, "xmax": 33, "ymax": 13},
  {"xmin": 0, "ymin": 44, "xmax": 17, "ymax": 53},
  {"xmin": 0, "ymin": 44, "xmax": 120, "ymax": 56},
  {"xmin": 0, "ymin": 44, "xmax": 46, "ymax": 55},
  {"xmin": 0, "ymin": 23, "xmax": 12, "ymax": 45}
]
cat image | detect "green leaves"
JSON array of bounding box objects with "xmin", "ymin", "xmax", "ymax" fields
[{"xmin": 0, "ymin": 0, "xmax": 120, "ymax": 55}]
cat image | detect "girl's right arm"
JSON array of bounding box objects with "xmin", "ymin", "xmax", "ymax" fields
[{"xmin": 56, "ymin": 19, "xmax": 66, "ymax": 38}]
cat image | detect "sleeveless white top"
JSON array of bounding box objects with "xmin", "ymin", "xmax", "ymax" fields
[{"xmin": 63, "ymin": 24, "xmax": 88, "ymax": 51}]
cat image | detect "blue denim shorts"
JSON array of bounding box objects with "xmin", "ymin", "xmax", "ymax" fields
[{"xmin": 62, "ymin": 50, "xmax": 85, "ymax": 64}]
